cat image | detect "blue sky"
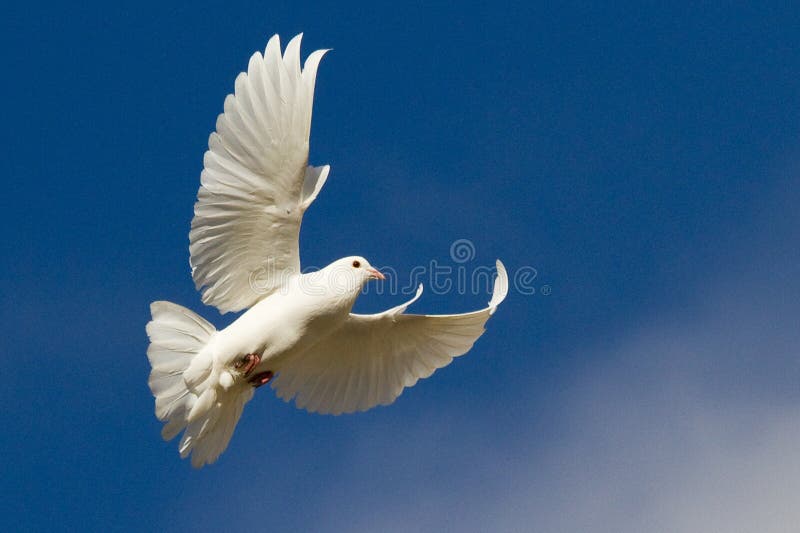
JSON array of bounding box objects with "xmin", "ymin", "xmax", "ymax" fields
[{"xmin": 3, "ymin": 2, "xmax": 800, "ymax": 531}]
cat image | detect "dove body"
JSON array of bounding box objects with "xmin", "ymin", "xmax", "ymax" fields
[{"xmin": 207, "ymin": 257, "xmax": 378, "ymax": 382}]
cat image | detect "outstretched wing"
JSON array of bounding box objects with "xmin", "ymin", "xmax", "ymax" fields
[
  {"xmin": 190, "ymin": 34, "xmax": 329, "ymax": 313},
  {"xmin": 271, "ymin": 260, "xmax": 509, "ymax": 414}
]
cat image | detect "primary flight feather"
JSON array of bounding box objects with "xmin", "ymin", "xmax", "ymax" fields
[{"xmin": 146, "ymin": 34, "xmax": 508, "ymax": 468}]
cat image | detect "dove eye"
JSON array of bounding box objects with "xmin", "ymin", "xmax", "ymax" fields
[{"xmin": 352, "ymin": 260, "xmax": 361, "ymax": 268}]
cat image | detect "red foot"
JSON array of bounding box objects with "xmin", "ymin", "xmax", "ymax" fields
[
  {"xmin": 234, "ymin": 353, "xmax": 261, "ymax": 376},
  {"xmin": 249, "ymin": 371, "xmax": 274, "ymax": 388}
]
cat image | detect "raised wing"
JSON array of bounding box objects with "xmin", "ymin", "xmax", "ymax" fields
[
  {"xmin": 190, "ymin": 34, "xmax": 329, "ymax": 313},
  {"xmin": 271, "ymin": 260, "xmax": 509, "ymax": 414}
]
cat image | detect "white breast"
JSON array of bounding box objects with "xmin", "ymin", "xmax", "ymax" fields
[{"xmin": 209, "ymin": 274, "xmax": 354, "ymax": 369}]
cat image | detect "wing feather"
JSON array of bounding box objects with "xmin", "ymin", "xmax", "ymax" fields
[
  {"xmin": 271, "ymin": 260, "xmax": 509, "ymax": 414},
  {"xmin": 190, "ymin": 34, "xmax": 330, "ymax": 313}
]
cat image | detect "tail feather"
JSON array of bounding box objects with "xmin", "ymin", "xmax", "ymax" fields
[
  {"xmin": 146, "ymin": 301, "xmax": 252, "ymax": 468},
  {"xmin": 178, "ymin": 388, "xmax": 253, "ymax": 467}
]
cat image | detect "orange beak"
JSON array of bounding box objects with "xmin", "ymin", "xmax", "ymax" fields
[{"xmin": 366, "ymin": 267, "xmax": 386, "ymax": 280}]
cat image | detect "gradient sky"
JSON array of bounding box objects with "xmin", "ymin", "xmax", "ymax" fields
[{"xmin": 3, "ymin": 3, "xmax": 800, "ymax": 532}]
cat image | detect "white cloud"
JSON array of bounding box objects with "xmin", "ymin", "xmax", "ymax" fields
[{"xmin": 496, "ymin": 296, "xmax": 800, "ymax": 533}]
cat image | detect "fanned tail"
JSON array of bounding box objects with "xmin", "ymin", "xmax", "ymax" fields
[{"xmin": 146, "ymin": 301, "xmax": 253, "ymax": 468}]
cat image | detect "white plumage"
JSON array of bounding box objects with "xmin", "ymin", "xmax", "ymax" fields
[{"xmin": 146, "ymin": 34, "xmax": 507, "ymax": 468}]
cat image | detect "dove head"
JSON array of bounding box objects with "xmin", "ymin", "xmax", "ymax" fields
[
  {"xmin": 334, "ymin": 255, "xmax": 385, "ymax": 283},
  {"xmin": 312, "ymin": 256, "xmax": 385, "ymax": 302}
]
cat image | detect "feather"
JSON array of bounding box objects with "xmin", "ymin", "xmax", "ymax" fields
[
  {"xmin": 190, "ymin": 33, "xmax": 330, "ymax": 314},
  {"xmin": 271, "ymin": 261, "xmax": 509, "ymax": 414}
]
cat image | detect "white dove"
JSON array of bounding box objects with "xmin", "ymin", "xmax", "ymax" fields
[{"xmin": 146, "ymin": 34, "xmax": 508, "ymax": 468}]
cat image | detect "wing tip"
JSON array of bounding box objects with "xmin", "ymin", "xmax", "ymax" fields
[
  {"xmin": 395, "ymin": 284, "xmax": 424, "ymax": 316},
  {"xmin": 489, "ymin": 259, "xmax": 509, "ymax": 313}
]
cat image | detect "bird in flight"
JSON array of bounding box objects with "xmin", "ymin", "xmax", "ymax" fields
[{"xmin": 146, "ymin": 34, "xmax": 508, "ymax": 468}]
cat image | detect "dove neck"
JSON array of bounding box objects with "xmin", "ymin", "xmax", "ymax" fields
[{"xmin": 294, "ymin": 270, "xmax": 362, "ymax": 317}]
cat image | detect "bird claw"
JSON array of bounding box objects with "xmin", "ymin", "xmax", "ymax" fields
[
  {"xmin": 248, "ymin": 371, "xmax": 274, "ymax": 388},
  {"xmin": 234, "ymin": 354, "xmax": 272, "ymax": 387},
  {"xmin": 234, "ymin": 353, "xmax": 260, "ymax": 376}
]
